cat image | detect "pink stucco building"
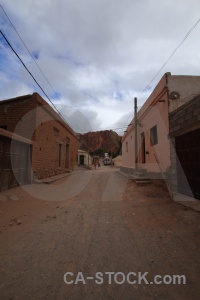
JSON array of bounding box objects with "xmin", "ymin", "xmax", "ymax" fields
[{"xmin": 121, "ymin": 72, "xmax": 200, "ymax": 178}]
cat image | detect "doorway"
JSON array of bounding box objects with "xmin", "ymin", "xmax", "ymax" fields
[
  {"xmin": 176, "ymin": 128, "xmax": 200, "ymax": 200},
  {"xmin": 0, "ymin": 137, "xmax": 30, "ymax": 191},
  {"xmin": 65, "ymin": 144, "xmax": 70, "ymax": 169},
  {"xmin": 141, "ymin": 132, "xmax": 146, "ymax": 164},
  {"xmin": 79, "ymin": 155, "xmax": 85, "ymax": 165}
]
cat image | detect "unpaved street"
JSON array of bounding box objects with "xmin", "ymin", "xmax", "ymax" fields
[{"xmin": 0, "ymin": 167, "xmax": 200, "ymax": 299}]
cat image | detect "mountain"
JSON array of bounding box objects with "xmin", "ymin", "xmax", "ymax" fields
[{"xmin": 78, "ymin": 130, "xmax": 122, "ymax": 157}]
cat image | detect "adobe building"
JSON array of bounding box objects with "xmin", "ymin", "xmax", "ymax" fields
[
  {"xmin": 0, "ymin": 93, "xmax": 79, "ymax": 191},
  {"xmin": 121, "ymin": 72, "xmax": 200, "ymax": 198},
  {"xmin": 78, "ymin": 149, "xmax": 92, "ymax": 166}
]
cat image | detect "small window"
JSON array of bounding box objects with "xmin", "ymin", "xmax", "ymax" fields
[
  {"xmin": 126, "ymin": 141, "xmax": 128, "ymax": 152},
  {"xmin": 150, "ymin": 125, "xmax": 158, "ymax": 145},
  {"xmin": 58, "ymin": 144, "xmax": 62, "ymax": 166}
]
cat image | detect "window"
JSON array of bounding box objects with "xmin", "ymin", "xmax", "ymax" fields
[
  {"xmin": 126, "ymin": 141, "xmax": 128, "ymax": 152},
  {"xmin": 150, "ymin": 125, "xmax": 158, "ymax": 145},
  {"xmin": 58, "ymin": 144, "xmax": 62, "ymax": 166}
]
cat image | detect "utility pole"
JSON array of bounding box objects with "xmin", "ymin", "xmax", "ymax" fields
[{"xmin": 134, "ymin": 97, "xmax": 138, "ymax": 170}]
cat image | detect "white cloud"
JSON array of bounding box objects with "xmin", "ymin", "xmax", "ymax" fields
[{"xmin": 0, "ymin": 0, "xmax": 200, "ymax": 134}]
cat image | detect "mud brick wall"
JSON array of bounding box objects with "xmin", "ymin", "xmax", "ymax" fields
[
  {"xmin": 0, "ymin": 95, "xmax": 37, "ymax": 139},
  {"xmin": 0, "ymin": 93, "xmax": 79, "ymax": 180},
  {"xmin": 32, "ymin": 116, "xmax": 79, "ymax": 179}
]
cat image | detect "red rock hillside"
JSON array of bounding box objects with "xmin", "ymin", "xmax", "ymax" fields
[{"xmin": 78, "ymin": 130, "xmax": 122, "ymax": 156}]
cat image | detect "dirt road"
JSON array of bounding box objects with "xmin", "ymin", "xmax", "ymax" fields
[{"xmin": 0, "ymin": 167, "xmax": 200, "ymax": 299}]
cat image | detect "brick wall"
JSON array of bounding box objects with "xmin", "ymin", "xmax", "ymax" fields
[
  {"xmin": 0, "ymin": 95, "xmax": 37, "ymax": 140},
  {"xmin": 169, "ymin": 95, "xmax": 200, "ymax": 134},
  {"xmin": 168, "ymin": 94, "xmax": 200, "ymax": 194},
  {"xmin": 32, "ymin": 118, "xmax": 78, "ymax": 179},
  {"xmin": 0, "ymin": 93, "xmax": 79, "ymax": 180}
]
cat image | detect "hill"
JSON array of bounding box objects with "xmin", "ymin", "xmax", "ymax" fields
[{"xmin": 78, "ymin": 130, "xmax": 122, "ymax": 157}]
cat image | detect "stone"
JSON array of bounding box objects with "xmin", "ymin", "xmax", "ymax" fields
[{"xmin": 9, "ymin": 195, "xmax": 19, "ymax": 201}]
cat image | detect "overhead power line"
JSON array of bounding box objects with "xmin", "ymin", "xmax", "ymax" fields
[
  {"xmin": 0, "ymin": 3, "xmax": 76, "ymax": 124},
  {"xmin": 0, "ymin": 23, "xmax": 124, "ymax": 133},
  {"xmin": 0, "ymin": 4, "xmax": 126, "ymax": 133},
  {"xmin": 141, "ymin": 16, "xmax": 200, "ymax": 95},
  {"xmin": 116, "ymin": 17, "xmax": 200, "ymax": 133},
  {"xmin": 1, "ymin": 4, "xmax": 199, "ymax": 134},
  {"xmin": 124, "ymin": 16, "xmax": 200, "ymax": 131},
  {"xmin": 0, "ymin": 29, "xmax": 70, "ymax": 126},
  {"xmin": 0, "ymin": 4, "xmax": 67, "ymax": 108}
]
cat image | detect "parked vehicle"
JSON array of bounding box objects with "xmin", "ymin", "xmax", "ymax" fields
[{"xmin": 103, "ymin": 157, "xmax": 111, "ymax": 165}]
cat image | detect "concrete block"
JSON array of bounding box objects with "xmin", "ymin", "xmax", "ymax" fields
[
  {"xmin": 187, "ymin": 117, "xmax": 197, "ymax": 125},
  {"xmin": 186, "ymin": 104, "xmax": 195, "ymax": 114},
  {"xmin": 193, "ymin": 106, "xmax": 200, "ymax": 116},
  {"xmin": 184, "ymin": 113, "xmax": 193, "ymax": 121},
  {"xmin": 177, "ymin": 117, "xmax": 185, "ymax": 124},
  {"xmin": 174, "ymin": 125, "xmax": 181, "ymax": 131}
]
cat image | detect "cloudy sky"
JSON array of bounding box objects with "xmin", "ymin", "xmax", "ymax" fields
[{"xmin": 0, "ymin": 0, "xmax": 200, "ymax": 134}]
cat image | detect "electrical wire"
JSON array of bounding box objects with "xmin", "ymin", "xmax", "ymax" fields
[
  {"xmin": 123, "ymin": 16, "xmax": 200, "ymax": 131},
  {"xmin": 0, "ymin": 4, "xmax": 75, "ymax": 116},
  {"xmin": 0, "ymin": 4, "xmax": 126, "ymax": 134},
  {"xmin": 0, "ymin": 3, "xmax": 83, "ymax": 128},
  {"xmin": 0, "ymin": 27, "xmax": 126, "ymax": 134},
  {"xmin": 1, "ymin": 4, "xmax": 199, "ymax": 134},
  {"xmin": 141, "ymin": 17, "xmax": 200, "ymax": 95},
  {"xmin": 0, "ymin": 29, "xmax": 71, "ymax": 127}
]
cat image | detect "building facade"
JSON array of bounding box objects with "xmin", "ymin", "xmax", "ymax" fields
[
  {"xmin": 78, "ymin": 149, "xmax": 92, "ymax": 166},
  {"xmin": 121, "ymin": 73, "xmax": 200, "ymax": 181},
  {"xmin": 0, "ymin": 93, "xmax": 79, "ymax": 189}
]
